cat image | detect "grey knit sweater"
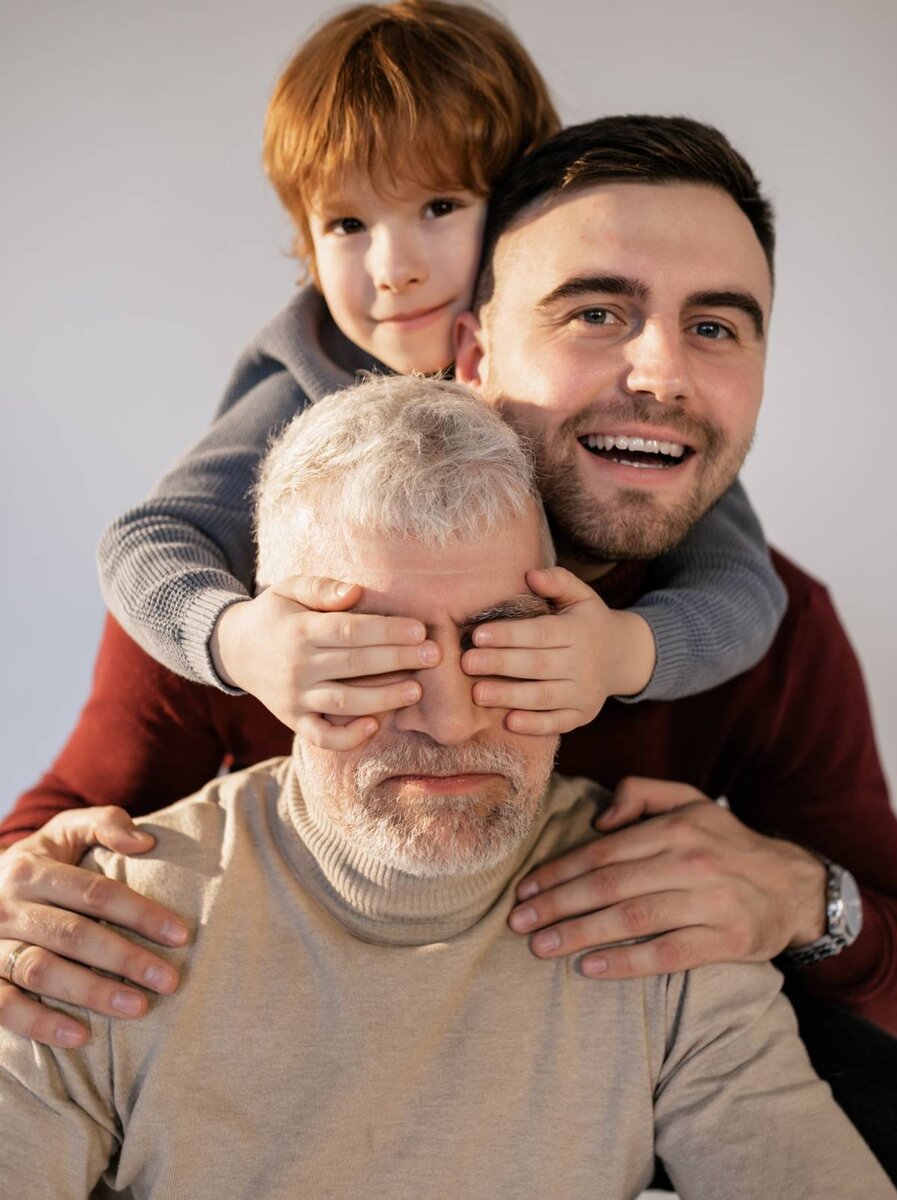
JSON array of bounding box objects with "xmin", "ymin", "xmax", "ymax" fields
[{"xmin": 98, "ymin": 285, "xmax": 786, "ymax": 700}]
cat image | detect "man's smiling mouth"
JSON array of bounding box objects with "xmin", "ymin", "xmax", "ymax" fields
[{"xmin": 578, "ymin": 433, "xmax": 694, "ymax": 470}]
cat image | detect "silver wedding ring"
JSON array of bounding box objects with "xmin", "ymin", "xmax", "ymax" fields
[{"xmin": 0, "ymin": 941, "xmax": 30, "ymax": 985}]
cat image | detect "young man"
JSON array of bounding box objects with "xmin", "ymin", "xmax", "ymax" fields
[{"xmin": 0, "ymin": 377, "xmax": 891, "ymax": 1199}]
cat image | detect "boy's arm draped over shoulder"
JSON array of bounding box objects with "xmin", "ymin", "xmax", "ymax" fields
[
  {"xmin": 654, "ymin": 960, "xmax": 897, "ymax": 1199},
  {"xmin": 97, "ymin": 288, "xmax": 358, "ymax": 689},
  {"xmin": 626, "ymin": 478, "xmax": 786, "ymax": 701}
]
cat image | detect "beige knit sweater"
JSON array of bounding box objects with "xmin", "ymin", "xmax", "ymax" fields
[{"xmin": 0, "ymin": 757, "xmax": 892, "ymax": 1199}]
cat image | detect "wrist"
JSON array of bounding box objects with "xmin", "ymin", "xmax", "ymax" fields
[
  {"xmin": 209, "ymin": 600, "xmax": 251, "ymax": 690},
  {"xmin": 608, "ymin": 611, "xmax": 657, "ymax": 698},
  {"xmin": 784, "ymin": 845, "xmax": 828, "ymax": 948}
]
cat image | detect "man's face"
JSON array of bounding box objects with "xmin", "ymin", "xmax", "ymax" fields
[
  {"xmin": 292, "ymin": 509, "xmax": 558, "ymax": 877},
  {"xmin": 456, "ymin": 182, "xmax": 772, "ymax": 566}
]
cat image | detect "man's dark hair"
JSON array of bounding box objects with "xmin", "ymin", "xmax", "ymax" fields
[{"xmin": 474, "ymin": 114, "xmax": 775, "ymax": 309}]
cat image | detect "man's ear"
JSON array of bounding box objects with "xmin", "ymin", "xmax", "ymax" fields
[{"xmin": 454, "ymin": 311, "xmax": 488, "ymax": 389}]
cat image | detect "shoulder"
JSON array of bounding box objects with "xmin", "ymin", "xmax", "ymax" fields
[{"xmin": 86, "ymin": 757, "xmax": 292, "ymax": 912}]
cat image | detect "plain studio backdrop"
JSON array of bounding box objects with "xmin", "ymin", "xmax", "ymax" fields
[{"xmin": 2, "ymin": 0, "xmax": 895, "ymax": 822}]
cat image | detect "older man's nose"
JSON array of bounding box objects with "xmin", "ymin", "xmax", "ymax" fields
[{"xmin": 393, "ymin": 656, "xmax": 492, "ymax": 746}]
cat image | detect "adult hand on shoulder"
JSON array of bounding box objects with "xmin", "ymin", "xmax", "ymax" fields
[
  {"xmin": 0, "ymin": 807, "xmax": 188, "ymax": 1047},
  {"xmin": 210, "ymin": 576, "xmax": 440, "ymax": 748},
  {"xmin": 507, "ymin": 776, "xmax": 828, "ymax": 978}
]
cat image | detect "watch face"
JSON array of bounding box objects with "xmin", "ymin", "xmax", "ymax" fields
[{"xmin": 838, "ymin": 869, "xmax": 863, "ymax": 940}]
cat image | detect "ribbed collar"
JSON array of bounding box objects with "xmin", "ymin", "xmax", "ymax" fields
[{"xmin": 275, "ymin": 761, "xmax": 566, "ymax": 947}]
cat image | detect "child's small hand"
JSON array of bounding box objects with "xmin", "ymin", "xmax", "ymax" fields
[
  {"xmin": 462, "ymin": 567, "xmax": 657, "ymax": 735},
  {"xmin": 210, "ymin": 576, "xmax": 440, "ymax": 748}
]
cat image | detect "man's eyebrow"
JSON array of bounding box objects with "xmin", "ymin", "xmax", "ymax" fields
[
  {"xmin": 458, "ymin": 593, "xmax": 552, "ymax": 638},
  {"xmin": 686, "ymin": 290, "xmax": 765, "ymax": 339},
  {"xmin": 537, "ymin": 274, "xmax": 649, "ymax": 310}
]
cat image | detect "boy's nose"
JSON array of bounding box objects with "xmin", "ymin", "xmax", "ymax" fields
[
  {"xmin": 624, "ymin": 317, "xmax": 693, "ymax": 404},
  {"xmin": 369, "ymin": 229, "xmax": 427, "ymax": 292},
  {"xmin": 393, "ymin": 655, "xmax": 493, "ymax": 747}
]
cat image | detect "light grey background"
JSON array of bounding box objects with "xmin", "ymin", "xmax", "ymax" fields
[{"xmin": 2, "ymin": 0, "xmax": 895, "ymax": 817}]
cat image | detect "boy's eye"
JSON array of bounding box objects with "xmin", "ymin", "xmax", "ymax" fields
[
  {"xmin": 690, "ymin": 320, "xmax": 733, "ymax": 340},
  {"xmin": 329, "ymin": 217, "xmax": 365, "ymax": 236},
  {"xmin": 424, "ymin": 198, "xmax": 460, "ymax": 219}
]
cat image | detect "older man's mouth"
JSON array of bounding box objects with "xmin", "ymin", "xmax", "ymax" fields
[
  {"xmin": 578, "ymin": 433, "xmax": 694, "ymax": 470},
  {"xmin": 386, "ymin": 773, "xmax": 502, "ymax": 796}
]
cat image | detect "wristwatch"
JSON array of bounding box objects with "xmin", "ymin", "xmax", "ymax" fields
[{"xmin": 784, "ymin": 858, "xmax": 863, "ymax": 966}]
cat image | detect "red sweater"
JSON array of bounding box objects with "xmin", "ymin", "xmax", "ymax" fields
[{"xmin": 5, "ymin": 551, "xmax": 896, "ymax": 1032}]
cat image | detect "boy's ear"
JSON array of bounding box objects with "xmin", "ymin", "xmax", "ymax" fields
[{"xmin": 454, "ymin": 311, "xmax": 488, "ymax": 389}]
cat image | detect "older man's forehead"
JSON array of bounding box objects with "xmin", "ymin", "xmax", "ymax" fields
[{"xmin": 353, "ymin": 590, "xmax": 550, "ymax": 634}]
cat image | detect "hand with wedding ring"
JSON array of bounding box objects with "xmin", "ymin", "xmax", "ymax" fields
[{"xmin": 0, "ymin": 807, "xmax": 188, "ymax": 1048}]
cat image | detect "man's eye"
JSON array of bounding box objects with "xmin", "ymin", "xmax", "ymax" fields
[
  {"xmin": 425, "ymin": 198, "xmax": 460, "ymax": 219},
  {"xmin": 577, "ymin": 308, "xmax": 620, "ymax": 326},
  {"xmin": 691, "ymin": 320, "xmax": 733, "ymax": 340},
  {"xmin": 329, "ymin": 217, "xmax": 365, "ymax": 236}
]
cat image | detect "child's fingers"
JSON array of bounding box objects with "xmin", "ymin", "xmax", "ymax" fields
[
  {"xmin": 471, "ymin": 614, "xmax": 571, "ymax": 650},
  {"xmin": 463, "ymin": 645, "xmax": 572, "ymax": 680},
  {"xmin": 295, "ymin": 714, "xmax": 380, "ymax": 750},
  {"xmin": 525, "ymin": 566, "xmax": 601, "ymax": 609},
  {"xmin": 302, "ymin": 679, "xmax": 422, "ymax": 718},
  {"xmin": 272, "ymin": 574, "xmax": 362, "ymax": 611},
  {"xmin": 471, "ymin": 677, "xmax": 573, "ymax": 712},
  {"xmin": 314, "ymin": 641, "xmax": 439, "ymax": 682},
  {"xmin": 304, "ymin": 611, "xmax": 426, "ymax": 648},
  {"xmin": 505, "ymin": 709, "xmax": 585, "ymax": 736}
]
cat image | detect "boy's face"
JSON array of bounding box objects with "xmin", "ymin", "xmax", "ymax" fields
[{"xmin": 308, "ymin": 173, "xmax": 487, "ymax": 375}]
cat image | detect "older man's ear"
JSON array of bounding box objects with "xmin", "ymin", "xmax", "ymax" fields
[{"xmin": 453, "ymin": 311, "xmax": 488, "ymax": 389}]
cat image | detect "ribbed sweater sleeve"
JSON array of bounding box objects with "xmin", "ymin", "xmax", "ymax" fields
[
  {"xmin": 96, "ymin": 288, "xmax": 363, "ymax": 689},
  {"xmin": 625, "ymin": 477, "xmax": 787, "ymax": 701}
]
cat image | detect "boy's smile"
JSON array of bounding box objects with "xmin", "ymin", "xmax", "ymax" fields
[{"xmin": 308, "ymin": 173, "xmax": 487, "ymax": 375}]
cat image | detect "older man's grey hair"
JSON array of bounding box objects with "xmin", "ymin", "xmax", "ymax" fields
[{"xmin": 254, "ymin": 375, "xmax": 555, "ymax": 584}]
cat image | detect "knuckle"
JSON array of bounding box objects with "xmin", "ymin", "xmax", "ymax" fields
[
  {"xmin": 655, "ymin": 940, "xmax": 685, "ymax": 973},
  {"xmin": 80, "ymin": 873, "xmax": 114, "ymax": 912},
  {"xmin": 682, "ymin": 847, "xmax": 714, "ymax": 874},
  {"xmin": 585, "ymin": 871, "xmax": 615, "ymax": 906},
  {"xmin": 338, "ymin": 619, "xmax": 355, "ymax": 645},
  {"xmin": 2, "ymin": 852, "xmax": 40, "ymax": 894},
  {"xmin": 55, "ymin": 916, "xmax": 87, "ymax": 956},
  {"xmin": 16, "ymin": 947, "xmax": 50, "ymax": 993},
  {"xmin": 620, "ymin": 901, "xmax": 649, "ymax": 935}
]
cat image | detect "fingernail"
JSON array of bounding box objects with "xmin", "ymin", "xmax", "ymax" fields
[
  {"xmin": 582, "ymin": 956, "xmax": 608, "ymax": 976},
  {"xmin": 335, "ymin": 582, "xmax": 354, "ymax": 597},
  {"xmin": 596, "ymin": 803, "xmax": 616, "ymax": 823},
  {"xmin": 160, "ymin": 920, "xmax": 188, "ymax": 945},
  {"xmin": 465, "ymin": 653, "xmax": 483, "ymax": 672},
  {"xmin": 144, "ymin": 964, "xmax": 177, "ymax": 992},
  {"xmin": 401, "ymin": 684, "xmax": 420, "ymax": 703},
  {"xmin": 126, "ymin": 828, "xmax": 151, "ymax": 841},
  {"xmin": 56, "ymin": 1024, "xmax": 87, "ymax": 1047},
  {"xmin": 509, "ymin": 905, "xmax": 538, "ymax": 932},
  {"xmin": 476, "ymin": 684, "xmax": 495, "ymax": 704},
  {"xmin": 473, "ymin": 629, "xmax": 492, "ymax": 646},
  {"xmin": 418, "ymin": 644, "xmax": 438, "ymax": 665},
  {"xmin": 517, "ymin": 878, "xmax": 540, "ymax": 900},
  {"xmin": 532, "ymin": 929, "xmax": 561, "ymax": 953},
  {"xmin": 406, "ymin": 622, "xmax": 425, "ymax": 641},
  {"xmin": 111, "ymin": 990, "xmax": 145, "ymax": 1016}
]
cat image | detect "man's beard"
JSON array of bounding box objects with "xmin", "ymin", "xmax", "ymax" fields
[
  {"xmin": 510, "ymin": 396, "xmax": 752, "ymax": 564},
  {"xmin": 294, "ymin": 735, "xmax": 556, "ymax": 878}
]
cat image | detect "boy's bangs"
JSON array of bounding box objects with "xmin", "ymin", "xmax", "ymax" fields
[{"xmin": 309, "ymin": 104, "xmax": 493, "ymax": 203}]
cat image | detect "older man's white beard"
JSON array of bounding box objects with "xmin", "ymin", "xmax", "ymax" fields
[{"xmin": 295, "ymin": 737, "xmax": 555, "ymax": 878}]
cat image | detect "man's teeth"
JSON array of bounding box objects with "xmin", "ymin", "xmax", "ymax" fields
[{"xmin": 582, "ymin": 434, "xmax": 686, "ymax": 458}]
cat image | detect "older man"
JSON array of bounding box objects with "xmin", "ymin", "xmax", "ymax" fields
[{"xmin": 0, "ymin": 376, "xmax": 892, "ymax": 1199}]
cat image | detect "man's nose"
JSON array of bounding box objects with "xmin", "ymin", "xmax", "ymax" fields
[
  {"xmin": 393, "ymin": 655, "xmax": 493, "ymax": 747},
  {"xmin": 368, "ymin": 227, "xmax": 426, "ymax": 292},
  {"xmin": 623, "ymin": 317, "xmax": 693, "ymax": 404}
]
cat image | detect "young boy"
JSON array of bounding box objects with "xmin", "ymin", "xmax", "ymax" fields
[{"xmin": 0, "ymin": 0, "xmax": 783, "ymax": 1048}]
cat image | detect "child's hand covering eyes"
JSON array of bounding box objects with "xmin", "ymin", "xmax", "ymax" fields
[
  {"xmin": 210, "ymin": 576, "xmax": 440, "ymax": 748},
  {"xmin": 462, "ymin": 567, "xmax": 658, "ymax": 735}
]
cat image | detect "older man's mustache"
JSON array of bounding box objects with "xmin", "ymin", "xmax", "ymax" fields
[{"xmin": 354, "ymin": 737, "xmax": 529, "ymax": 794}]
